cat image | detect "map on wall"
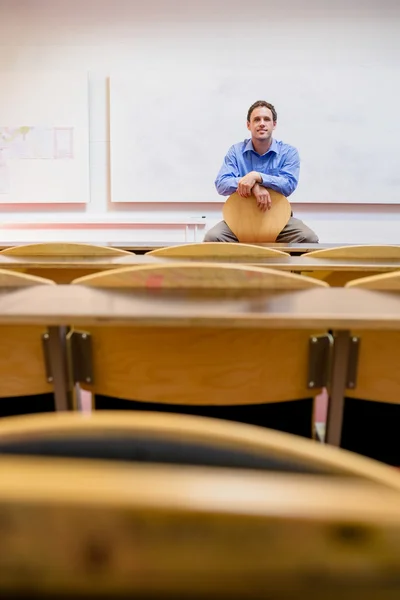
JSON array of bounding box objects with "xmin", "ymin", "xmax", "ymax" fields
[
  {"xmin": 0, "ymin": 72, "xmax": 89, "ymax": 204},
  {"xmin": 0, "ymin": 126, "xmax": 74, "ymax": 194}
]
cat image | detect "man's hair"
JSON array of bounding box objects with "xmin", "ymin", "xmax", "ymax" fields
[{"xmin": 247, "ymin": 101, "xmax": 277, "ymax": 123}]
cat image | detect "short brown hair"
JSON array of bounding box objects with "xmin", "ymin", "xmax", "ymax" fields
[{"xmin": 247, "ymin": 101, "xmax": 277, "ymax": 123}]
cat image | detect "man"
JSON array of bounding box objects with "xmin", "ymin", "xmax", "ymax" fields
[{"xmin": 204, "ymin": 100, "xmax": 318, "ymax": 243}]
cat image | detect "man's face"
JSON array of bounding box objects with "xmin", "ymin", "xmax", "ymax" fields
[{"xmin": 247, "ymin": 107, "xmax": 276, "ymax": 142}]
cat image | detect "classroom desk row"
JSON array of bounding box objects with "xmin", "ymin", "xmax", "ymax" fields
[
  {"xmin": 1, "ymin": 283, "xmax": 400, "ymax": 459},
  {"xmin": 0, "ymin": 253, "xmax": 399, "ymax": 284},
  {"xmin": 0, "ymin": 241, "xmax": 396, "ymax": 254}
]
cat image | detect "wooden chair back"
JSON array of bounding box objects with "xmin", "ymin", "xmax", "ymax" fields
[
  {"xmin": 302, "ymin": 245, "xmax": 400, "ymax": 286},
  {"xmin": 0, "ymin": 242, "xmax": 132, "ymax": 257},
  {"xmin": 148, "ymin": 242, "xmax": 289, "ymax": 257},
  {"xmin": 1, "ymin": 411, "xmax": 400, "ymax": 490},
  {"xmin": 307, "ymin": 245, "xmax": 400, "ymax": 259},
  {"xmin": 0, "ymin": 455, "xmax": 400, "ymax": 598},
  {"xmin": 222, "ymin": 190, "xmax": 291, "ymax": 243},
  {"xmin": 345, "ymin": 271, "xmax": 400, "ymax": 290},
  {"xmin": 71, "ymin": 263, "xmax": 328, "ymax": 290}
]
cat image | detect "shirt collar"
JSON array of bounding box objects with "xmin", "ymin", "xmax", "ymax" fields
[{"xmin": 243, "ymin": 138, "xmax": 279, "ymax": 156}]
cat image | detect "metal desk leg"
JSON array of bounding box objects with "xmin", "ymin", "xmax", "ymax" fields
[
  {"xmin": 326, "ymin": 330, "xmax": 351, "ymax": 446},
  {"xmin": 46, "ymin": 326, "xmax": 73, "ymax": 411}
]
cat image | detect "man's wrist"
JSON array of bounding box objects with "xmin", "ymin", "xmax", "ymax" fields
[{"xmin": 256, "ymin": 172, "xmax": 263, "ymax": 184}]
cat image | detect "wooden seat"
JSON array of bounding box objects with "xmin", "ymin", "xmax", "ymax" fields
[
  {"xmin": 148, "ymin": 242, "xmax": 289, "ymax": 257},
  {"xmin": 0, "ymin": 242, "xmax": 132, "ymax": 257},
  {"xmin": 70, "ymin": 264, "xmax": 327, "ymax": 438},
  {"xmin": 1, "ymin": 411, "xmax": 400, "ymax": 490},
  {"xmin": 301, "ymin": 245, "xmax": 400, "ymax": 286},
  {"xmin": 222, "ymin": 190, "xmax": 291, "ymax": 243},
  {"xmin": 0, "ymin": 455, "xmax": 400, "ymax": 598},
  {"xmin": 0, "ymin": 270, "xmax": 58, "ymax": 419}
]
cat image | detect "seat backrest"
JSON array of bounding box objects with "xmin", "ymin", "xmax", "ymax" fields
[
  {"xmin": 222, "ymin": 190, "xmax": 291, "ymax": 243},
  {"xmin": 307, "ymin": 245, "xmax": 400, "ymax": 259},
  {"xmin": 0, "ymin": 242, "xmax": 132, "ymax": 257},
  {"xmin": 1, "ymin": 411, "xmax": 400, "ymax": 489},
  {"xmin": 345, "ymin": 271, "xmax": 400, "ymax": 290},
  {"xmin": 0, "ymin": 457, "xmax": 400, "ymax": 598},
  {"xmin": 148, "ymin": 242, "xmax": 289, "ymax": 257},
  {"xmin": 0, "ymin": 269, "xmax": 56, "ymax": 287},
  {"xmin": 71, "ymin": 263, "xmax": 328, "ymax": 290}
]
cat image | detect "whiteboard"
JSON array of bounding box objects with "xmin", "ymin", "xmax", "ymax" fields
[
  {"xmin": 110, "ymin": 66, "xmax": 400, "ymax": 204},
  {"xmin": 0, "ymin": 72, "xmax": 90, "ymax": 204}
]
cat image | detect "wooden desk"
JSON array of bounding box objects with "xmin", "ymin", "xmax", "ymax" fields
[
  {"xmin": 0, "ymin": 284, "xmax": 398, "ymax": 329},
  {"xmin": 0, "ymin": 254, "xmax": 399, "ymax": 284},
  {"xmin": 1, "ymin": 285, "xmax": 400, "ymax": 448}
]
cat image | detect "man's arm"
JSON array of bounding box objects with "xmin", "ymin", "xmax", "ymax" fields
[
  {"xmin": 259, "ymin": 147, "xmax": 300, "ymax": 197},
  {"xmin": 214, "ymin": 146, "xmax": 241, "ymax": 196}
]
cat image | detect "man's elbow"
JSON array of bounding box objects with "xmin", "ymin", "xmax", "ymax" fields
[
  {"xmin": 215, "ymin": 179, "xmax": 231, "ymax": 196},
  {"xmin": 283, "ymin": 178, "xmax": 298, "ymax": 197}
]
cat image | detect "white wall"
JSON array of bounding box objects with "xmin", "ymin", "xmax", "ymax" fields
[{"xmin": 0, "ymin": 0, "xmax": 400, "ymax": 243}]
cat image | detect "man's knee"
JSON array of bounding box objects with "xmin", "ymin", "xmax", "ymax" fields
[
  {"xmin": 203, "ymin": 228, "xmax": 220, "ymax": 242},
  {"xmin": 203, "ymin": 221, "xmax": 237, "ymax": 243},
  {"xmin": 301, "ymin": 230, "xmax": 319, "ymax": 243}
]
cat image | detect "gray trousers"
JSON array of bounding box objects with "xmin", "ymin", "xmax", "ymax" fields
[{"xmin": 204, "ymin": 216, "xmax": 319, "ymax": 244}]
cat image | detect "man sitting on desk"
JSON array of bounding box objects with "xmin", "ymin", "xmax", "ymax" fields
[{"xmin": 204, "ymin": 100, "xmax": 318, "ymax": 243}]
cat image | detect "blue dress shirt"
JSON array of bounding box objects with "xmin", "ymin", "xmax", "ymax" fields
[{"xmin": 215, "ymin": 138, "xmax": 300, "ymax": 198}]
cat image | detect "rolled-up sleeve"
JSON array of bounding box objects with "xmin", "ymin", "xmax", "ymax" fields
[{"xmin": 215, "ymin": 146, "xmax": 241, "ymax": 196}]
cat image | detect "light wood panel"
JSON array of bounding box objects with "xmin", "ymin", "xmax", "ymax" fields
[
  {"xmin": 0, "ymin": 269, "xmax": 55, "ymax": 286},
  {"xmin": 0, "ymin": 325, "xmax": 52, "ymax": 397},
  {"xmin": 0, "ymin": 242, "xmax": 132, "ymax": 257},
  {"xmin": 2, "ymin": 411, "xmax": 400, "ymax": 490},
  {"xmin": 302, "ymin": 270, "xmax": 384, "ymax": 287},
  {"xmin": 345, "ymin": 330, "xmax": 400, "ymax": 405},
  {"xmin": 346, "ymin": 271, "xmax": 400, "ymax": 290},
  {"xmin": 17, "ymin": 267, "xmax": 108, "ymax": 284},
  {"xmin": 0, "ymin": 271, "xmax": 54, "ymax": 398},
  {"xmin": 307, "ymin": 245, "xmax": 400, "ymax": 259},
  {"xmin": 223, "ymin": 190, "xmax": 291, "ymax": 243},
  {"xmin": 77, "ymin": 326, "xmax": 322, "ymax": 405},
  {"xmin": 148, "ymin": 242, "xmax": 289, "ymax": 257},
  {"xmin": 0, "ymin": 457, "xmax": 400, "ymax": 598},
  {"xmin": 71, "ymin": 263, "xmax": 328, "ymax": 289}
]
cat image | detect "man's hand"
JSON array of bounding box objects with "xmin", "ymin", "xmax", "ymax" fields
[
  {"xmin": 237, "ymin": 171, "xmax": 261, "ymax": 197},
  {"xmin": 252, "ymin": 183, "xmax": 272, "ymax": 212}
]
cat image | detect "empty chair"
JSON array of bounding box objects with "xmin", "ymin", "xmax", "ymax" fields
[
  {"xmin": 70, "ymin": 264, "xmax": 328, "ymax": 438},
  {"xmin": 0, "ymin": 453, "xmax": 400, "ymax": 598},
  {"xmin": 148, "ymin": 241, "xmax": 289, "ymax": 257},
  {"xmin": 0, "ymin": 270, "xmax": 57, "ymax": 418}
]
